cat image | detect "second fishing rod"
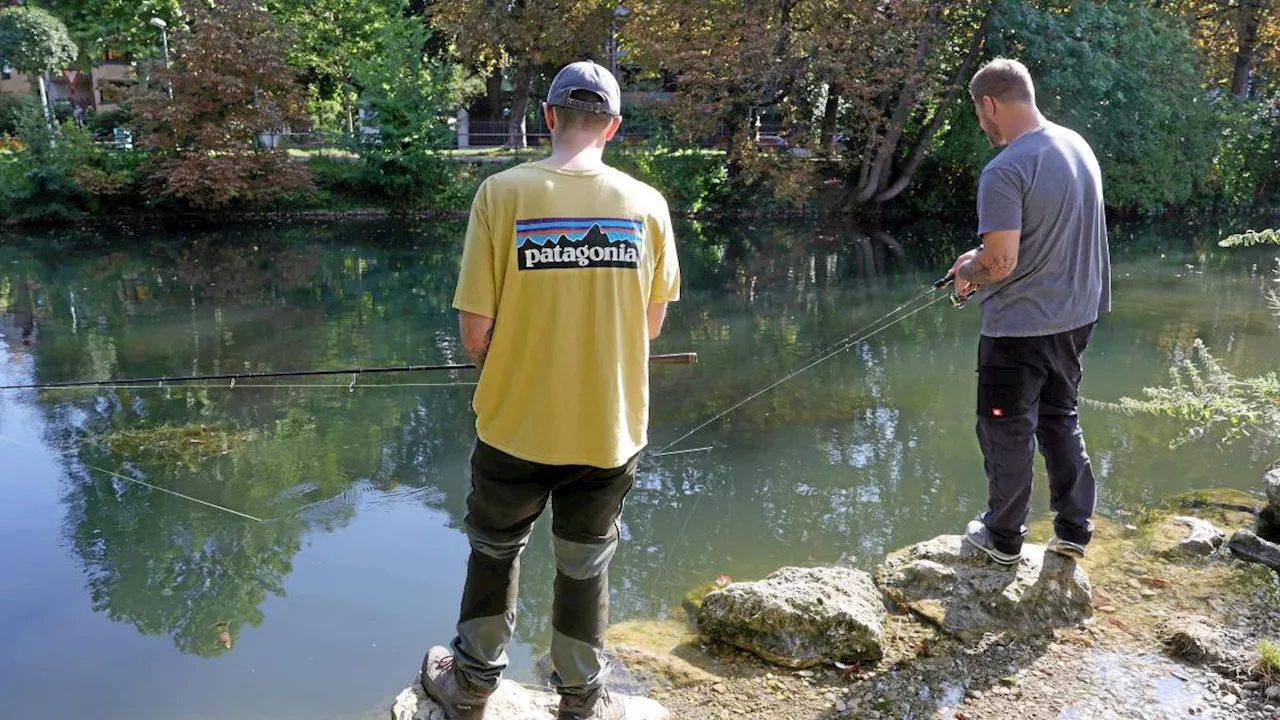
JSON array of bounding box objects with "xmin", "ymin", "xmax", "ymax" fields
[{"xmin": 651, "ymin": 272, "xmax": 975, "ymax": 458}]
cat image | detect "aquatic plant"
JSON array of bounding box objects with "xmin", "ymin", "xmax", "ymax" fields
[
  {"xmin": 99, "ymin": 423, "xmax": 257, "ymax": 464},
  {"xmin": 1111, "ymin": 232, "xmax": 1279, "ymax": 458}
]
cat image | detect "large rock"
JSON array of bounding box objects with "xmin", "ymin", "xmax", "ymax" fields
[
  {"xmin": 1151, "ymin": 515, "xmax": 1225, "ymax": 558},
  {"xmin": 391, "ymin": 679, "xmax": 669, "ymax": 720},
  {"xmin": 1159, "ymin": 615, "xmax": 1237, "ymax": 667},
  {"xmin": 1265, "ymin": 469, "xmax": 1280, "ymax": 510},
  {"xmin": 696, "ymin": 566, "xmax": 886, "ymax": 668},
  {"xmin": 1228, "ymin": 529, "xmax": 1280, "ymax": 573},
  {"xmin": 874, "ymin": 535, "xmax": 1092, "ymax": 637}
]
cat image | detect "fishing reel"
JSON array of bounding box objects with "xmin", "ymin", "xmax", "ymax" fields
[{"xmin": 932, "ymin": 275, "xmax": 976, "ymax": 309}]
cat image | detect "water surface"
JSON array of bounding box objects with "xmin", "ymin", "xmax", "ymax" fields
[{"xmin": 0, "ymin": 217, "xmax": 1276, "ymax": 719}]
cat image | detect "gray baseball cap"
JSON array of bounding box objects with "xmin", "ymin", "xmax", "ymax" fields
[{"xmin": 546, "ymin": 61, "xmax": 621, "ymax": 116}]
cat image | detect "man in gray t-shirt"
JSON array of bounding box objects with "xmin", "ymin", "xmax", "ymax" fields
[{"xmin": 946, "ymin": 58, "xmax": 1112, "ymax": 566}]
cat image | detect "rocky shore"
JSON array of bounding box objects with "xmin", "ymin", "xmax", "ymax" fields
[{"xmin": 392, "ymin": 469, "xmax": 1280, "ymax": 719}]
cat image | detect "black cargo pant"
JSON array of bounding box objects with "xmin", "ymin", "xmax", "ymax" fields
[
  {"xmin": 449, "ymin": 440, "xmax": 637, "ymax": 700},
  {"xmin": 976, "ymin": 323, "xmax": 1097, "ymax": 555}
]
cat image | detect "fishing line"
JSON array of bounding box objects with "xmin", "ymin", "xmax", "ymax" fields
[
  {"xmin": 0, "ymin": 434, "xmax": 263, "ymax": 522},
  {"xmin": 653, "ymin": 286, "xmax": 949, "ymax": 457},
  {"xmin": 646, "ymin": 285, "xmax": 954, "ymax": 597}
]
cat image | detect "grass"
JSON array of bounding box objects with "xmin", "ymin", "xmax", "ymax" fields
[{"xmin": 1258, "ymin": 640, "xmax": 1280, "ymax": 684}]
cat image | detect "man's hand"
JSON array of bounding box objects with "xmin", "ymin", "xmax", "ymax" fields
[{"xmin": 948, "ymin": 248, "xmax": 982, "ymax": 298}]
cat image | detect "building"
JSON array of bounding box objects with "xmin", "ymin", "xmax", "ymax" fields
[{"xmin": 1, "ymin": 48, "xmax": 136, "ymax": 115}]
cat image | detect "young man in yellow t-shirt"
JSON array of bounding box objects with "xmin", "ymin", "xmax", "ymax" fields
[{"xmin": 420, "ymin": 61, "xmax": 680, "ymax": 720}]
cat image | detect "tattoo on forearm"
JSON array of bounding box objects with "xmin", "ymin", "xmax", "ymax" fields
[
  {"xmin": 958, "ymin": 252, "xmax": 1015, "ymax": 284},
  {"xmin": 470, "ymin": 327, "xmax": 494, "ymax": 369}
]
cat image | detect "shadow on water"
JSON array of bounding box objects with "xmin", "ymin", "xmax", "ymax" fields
[{"xmin": 0, "ymin": 214, "xmax": 1275, "ymax": 718}]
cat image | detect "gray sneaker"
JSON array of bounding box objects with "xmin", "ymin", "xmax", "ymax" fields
[
  {"xmin": 963, "ymin": 518, "xmax": 1022, "ymax": 565},
  {"xmin": 1046, "ymin": 535, "xmax": 1086, "ymax": 560},
  {"xmin": 421, "ymin": 646, "xmax": 490, "ymax": 720},
  {"xmin": 558, "ymin": 687, "xmax": 626, "ymax": 720}
]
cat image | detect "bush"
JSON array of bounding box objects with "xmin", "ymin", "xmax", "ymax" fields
[
  {"xmin": 1205, "ymin": 93, "xmax": 1280, "ymax": 207},
  {"xmin": 0, "ymin": 92, "xmax": 36, "ymax": 136},
  {"xmin": 347, "ymin": 15, "xmax": 477, "ymax": 210},
  {"xmin": 0, "ymin": 106, "xmax": 146, "ymax": 221},
  {"xmin": 86, "ymin": 107, "xmax": 133, "ymax": 139},
  {"xmin": 608, "ymin": 147, "xmax": 730, "ymax": 214}
]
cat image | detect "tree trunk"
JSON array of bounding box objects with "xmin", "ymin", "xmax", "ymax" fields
[
  {"xmin": 37, "ymin": 73, "xmax": 55, "ymax": 146},
  {"xmin": 1231, "ymin": 0, "xmax": 1264, "ymax": 99},
  {"xmin": 506, "ymin": 60, "xmax": 535, "ymax": 148},
  {"xmin": 872, "ymin": 7, "xmax": 992, "ymax": 204},
  {"xmin": 820, "ymin": 85, "xmax": 840, "ymax": 154},
  {"xmin": 343, "ymin": 86, "xmax": 355, "ymax": 135},
  {"xmin": 850, "ymin": 3, "xmax": 947, "ymax": 206},
  {"xmin": 486, "ymin": 66, "xmax": 504, "ymax": 119}
]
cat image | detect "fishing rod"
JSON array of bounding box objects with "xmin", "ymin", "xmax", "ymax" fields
[
  {"xmin": 645, "ymin": 272, "xmax": 977, "ymax": 598},
  {"xmin": 650, "ymin": 274, "xmax": 972, "ymax": 459},
  {"xmin": 0, "ymin": 352, "xmax": 699, "ymax": 392}
]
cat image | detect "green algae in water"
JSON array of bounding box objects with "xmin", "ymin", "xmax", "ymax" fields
[{"xmin": 99, "ymin": 424, "xmax": 257, "ymax": 464}]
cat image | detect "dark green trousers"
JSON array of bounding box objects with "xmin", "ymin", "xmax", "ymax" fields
[{"xmin": 449, "ymin": 439, "xmax": 637, "ymax": 698}]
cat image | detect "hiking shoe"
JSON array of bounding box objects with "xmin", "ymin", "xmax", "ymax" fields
[
  {"xmin": 963, "ymin": 517, "xmax": 1022, "ymax": 565},
  {"xmin": 558, "ymin": 687, "xmax": 626, "ymax": 720},
  {"xmin": 1047, "ymin": 535, "xmax": 1087, "ymax": 560},
  {"xmin": 421, "ymin": 646, "xmax": 490, "ymax": 720}
]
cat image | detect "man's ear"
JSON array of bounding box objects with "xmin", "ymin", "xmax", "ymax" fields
[
  {"xmin": 602, "ymin": 114, "xmax": 623, "ymax": 142},
  {"xmin": 982, "ymin": 95, "xmax": 999, "ymax": 120},
  {"xmin": 542, "ymin": 102, "xmax": 556, "ymax": 131}
]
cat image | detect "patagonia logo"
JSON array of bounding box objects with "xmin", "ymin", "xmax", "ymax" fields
[{"xmin": 516, "ymin": 217, "xmax": 642, "ymax": 271}]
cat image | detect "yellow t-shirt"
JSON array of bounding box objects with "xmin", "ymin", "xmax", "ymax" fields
[{"xmin": 452, "ymin": 162, "xmax": 681, "ymax": 468}]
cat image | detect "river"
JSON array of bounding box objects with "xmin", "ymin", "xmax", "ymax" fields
[{"xmin": 0, "ymin": 216, "xmax": 1276, "ymax": 719}]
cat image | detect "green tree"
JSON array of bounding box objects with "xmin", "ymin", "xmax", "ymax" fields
[
  {"xmin": 624, "ymin": 0, "xmax": 992, "ymax": 207},
  {"xmin": 128, "ymin": 0, "xmax": 312, "ymax": 209},
  {"xmin": 265, "ymin": 0, "xmax": 398, "ymax": 133},
  {"xmin": 430, "ymin": 0, "xmax": 614, "ymax": 147},
  {"xmin": 1155, "ymin": 0, "xmax": 1278, "ymax": 99},
  {"xmin": 36, "ymin": 0, "xmax": 180, "ymax": 61},
  {"xmin": 0, "ymin": 6, "xmax": 78, "ymax": 129},
  {"xmin": 949, "ymin": 0, "xmax": 1218, "ymax": 211},
  {"xmin": 349, "ymin": 13, "xmax": 477, "ymax": 203}
]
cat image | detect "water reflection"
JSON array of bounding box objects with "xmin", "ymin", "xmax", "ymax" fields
[{"xmin": 0, "ymin": 215, "xmax": 1275, "ymax": 691}]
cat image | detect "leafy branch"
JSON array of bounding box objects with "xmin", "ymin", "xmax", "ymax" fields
[
  {"xmin": 1106, "ymin": 227, "xmax": 1279, "ymax": 458},
  {"xmin": 1219, "ymin": 228, "xmax": 1280, "ymax": 247},
  {"xmin": 1104, "ymin": 339, "xmax": 1279, "ymax": 450}
]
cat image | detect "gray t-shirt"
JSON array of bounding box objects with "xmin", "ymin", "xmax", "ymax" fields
[{"xmin": 975, "ymin": 121, "xmax": 1111, "ymax": 338}]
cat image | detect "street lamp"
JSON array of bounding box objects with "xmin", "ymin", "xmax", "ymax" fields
[
  {"xmin": 149, "ymin": 17, "xmax": 169, "ymax": 69},
  {"xmin": 149, "ymin": 17, "xmax": 171, "ymax": 99}
]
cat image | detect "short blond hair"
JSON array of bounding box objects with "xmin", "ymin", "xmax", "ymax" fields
[
  {"xmin": 553, "ymin": 89, "xmax": 616, "ymax": 134},
  {"xmin": 970, "ymin": 58, "xmax": 1036, "ymax": 105}
]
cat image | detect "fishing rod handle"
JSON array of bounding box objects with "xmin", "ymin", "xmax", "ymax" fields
[{"xmin": 650, "ymin": 352, "xmax": 698, "ymax": 365}]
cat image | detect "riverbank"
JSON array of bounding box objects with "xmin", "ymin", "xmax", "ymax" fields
[
  {"xmin": 626, "ymin": 490, "xmax": 1280, "ymax": 719},
  {"xmin": 392, "ymin": 484, "xmax": 1280, "ymax": 720}
]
